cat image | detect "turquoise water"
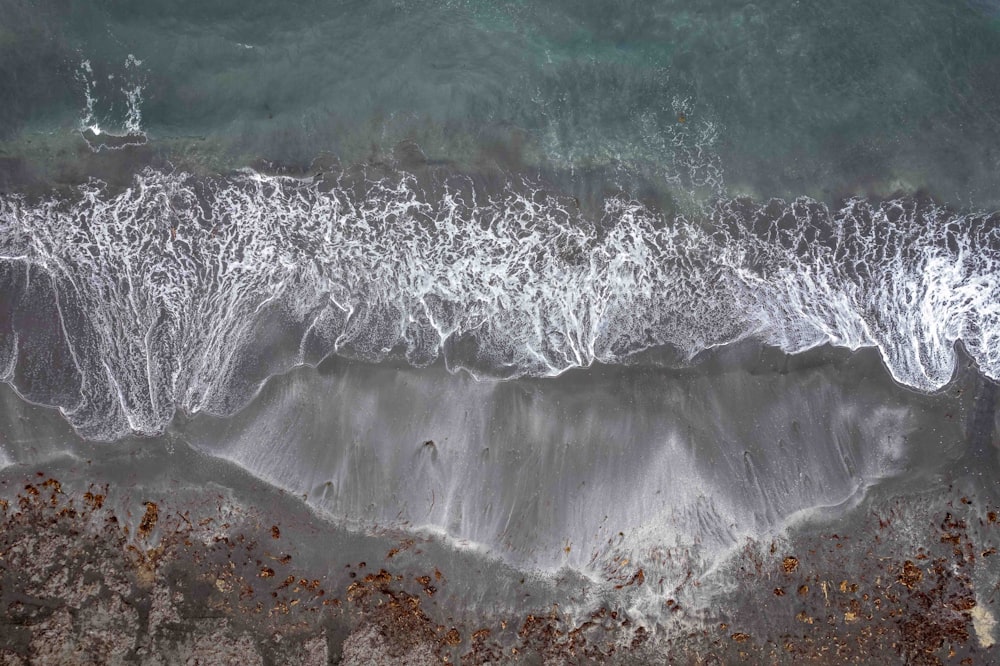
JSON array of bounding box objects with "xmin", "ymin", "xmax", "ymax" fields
[{"xmin": 3, "ymin": 0, "xmax": 1000, "ymax": 204}]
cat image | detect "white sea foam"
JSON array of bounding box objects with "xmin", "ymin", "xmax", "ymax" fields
[
  {"xmin": 75, "ymin": 59, "xmax": 101, "ymax": 136},
  {"xmin": 0, "ymin": 168, "xmax": 997, "ymax": 439},
  {"xmin": 75, "ymin": 56, "xmax": 148, "ymax": 150},
  {"xmin": 122, "ymin": 54, "xmax": 145, "ymax": 136}
]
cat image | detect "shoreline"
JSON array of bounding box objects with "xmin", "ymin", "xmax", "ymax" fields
[
  {"xmin": 0, "ymin": 428, "xmax": 996, "ymax": 663},
  {"xmin": 0, "ymin": 341, "xmax": 997, "ymax": 662}
]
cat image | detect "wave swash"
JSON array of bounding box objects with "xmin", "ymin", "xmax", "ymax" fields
[{"xmin": 1, "ymin": 167, "xmax": 998, "ymax": 440}]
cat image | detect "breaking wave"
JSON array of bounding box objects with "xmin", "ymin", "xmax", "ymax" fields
[{"xmin": 0, "ymin": 167, "xmax": 998, "ymax": 439}]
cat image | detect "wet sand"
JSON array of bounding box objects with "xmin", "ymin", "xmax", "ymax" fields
[{"xmin": 0, "ymin": 343, "xmax": 998, "ymax": 663}]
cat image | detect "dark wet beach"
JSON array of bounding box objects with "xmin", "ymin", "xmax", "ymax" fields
[{"xmin": 1, "ymin": 340, "xmax": 999, "ymax": 662}]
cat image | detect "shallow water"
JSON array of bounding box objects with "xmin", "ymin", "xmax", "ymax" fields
[{"xmin": 4, "ymin": 0, "xmax": 1000, "ymax": 202}]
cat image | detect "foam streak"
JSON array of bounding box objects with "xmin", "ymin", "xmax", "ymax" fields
[{"xmin": 0, "ymin": 170, "xmax": 997, "ymax": 438}]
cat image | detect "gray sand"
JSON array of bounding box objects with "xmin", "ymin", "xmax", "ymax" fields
[{"xmin": 1, "ymin": 343, "xmax": 998, "ymax": 662}]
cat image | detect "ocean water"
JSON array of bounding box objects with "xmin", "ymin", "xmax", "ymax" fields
[{"xmin": 2, "ymin": 0, "xmax": 1000, "ymax": 648}]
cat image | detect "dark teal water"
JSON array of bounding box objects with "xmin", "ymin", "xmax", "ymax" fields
[{"xmin": 3, "ymin": 0, "xmax": 1000, "ymax": 205}]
